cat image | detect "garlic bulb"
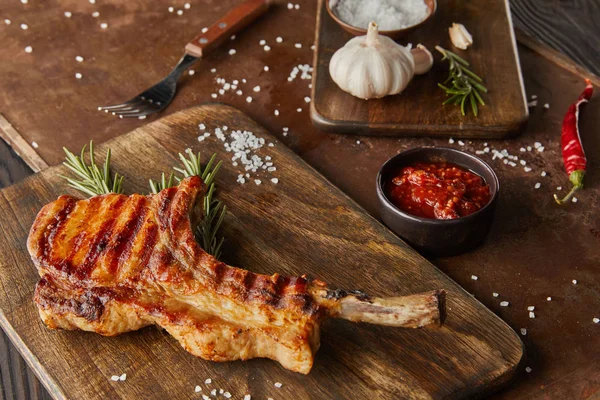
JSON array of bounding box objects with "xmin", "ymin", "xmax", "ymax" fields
[
  {"xmin": 329, "ymin": 22, "xmax": 432, "ymax": 100},
  {"xmin": 449, "ymin": 23, "xmax": 473, "ymax": 50}
]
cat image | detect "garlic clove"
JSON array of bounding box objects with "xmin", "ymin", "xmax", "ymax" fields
[
  {"xmin": 410, "ymin": 44, "xmax": 433, "ymax": 75},
  {"xmin": 449, "ymin": 23, "xmax": 473, "ymax": 50}
]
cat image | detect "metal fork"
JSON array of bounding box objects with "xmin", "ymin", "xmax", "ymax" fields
[{"xmin": 98, "ymin": 0, "xmax": 268, "ymax": 119}]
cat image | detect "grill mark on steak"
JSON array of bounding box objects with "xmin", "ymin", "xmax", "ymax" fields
[{"xmin": 39, "ymin": 196, "xmax": 76, "ymax": 262}]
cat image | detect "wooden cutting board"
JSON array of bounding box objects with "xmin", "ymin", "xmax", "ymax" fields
[
  {"xmin": 311, "ymin": 0, "xmax": 529, "ymax": 138},
  {"xmin": 0, "ymin": 105, "xmax": 523, "ymax": 399}
]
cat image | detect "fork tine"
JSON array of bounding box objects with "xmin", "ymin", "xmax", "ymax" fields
[
  {"xmin": 115, "ymin": 104, "xmax": 162, "ymax": 118},
  {"xmin": 98, "ymin": 98, "xmax": 143, "ymax": 111}
]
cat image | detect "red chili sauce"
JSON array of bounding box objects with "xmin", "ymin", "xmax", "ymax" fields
[{"xmin": 386, "ymin": 162, "xmax": 491, "ymax": 220}]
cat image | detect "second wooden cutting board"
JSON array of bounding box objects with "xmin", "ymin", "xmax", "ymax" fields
[
  {"xmin": 0, "ymin": 105, "xmax": 523, "ymax": 399},
  {"xmin": 311, "ymin": 0, "xmax": 529, "ymax": 138}
]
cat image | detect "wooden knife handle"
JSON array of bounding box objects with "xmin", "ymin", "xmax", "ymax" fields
[{"xmin": 185, "ymin": 0, "xmax": 269, "ymax": 58}]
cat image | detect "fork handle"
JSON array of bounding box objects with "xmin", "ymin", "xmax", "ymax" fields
[{"xmin": 185, "ymin": 0, "xmax": 269, "ymax": 58}]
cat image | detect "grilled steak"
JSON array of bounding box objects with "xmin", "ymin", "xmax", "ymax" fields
[{"xmin": 28, "ymin": 176, "xmax": 445, "ymax": 374}]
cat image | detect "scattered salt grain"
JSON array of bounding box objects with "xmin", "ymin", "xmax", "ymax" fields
[
  {"xmin": 274, "ymin": 109, "xmax": 279, "ymax": 116},
  {"xmin": 92, "ymin": 11, "xmax": 100, "ymax": 17},
  {"xmin": 4, "ymin": 19, "xmax": 10, "ymax": 25},
  {"xmin": 547, "ymin": 297, "xmax": 552, "ymax": 301},
  {"xmin": 508, "ymin": 161, "xmax": 517, "ymax": 167},
  {"xmin": 356, "ymin": 140, "xmax": 361, "ymax": 144},
  {"xmin": 541, "ymin": 171, "xmax": 547, "ymax": 177},
  {"xmin": 202, "ymin": 396, "xmax": 210, "ymax": 400},
  {"xmin": 228, "ymin": 49, "xmax": 236, "ymax": 55},
  {"xmin": 21, "ymin": 0, "xmax": 28, "ymax": 3},
  {"xmin": 177, "ymin": 10, "xmax": 183, "ymax": 15},
  {"xmin": 205, "ymin": 378, "xmax": 212, "ymax": 384},
  {"xmin": 246, "ymin": 96, "xmax": 253, "ymax": 103},
  {"xmin": 264, "ymin": 66, "xmax": 269, "ymax": 72},
  {"xmin": 283, "ymin": 127, "xmax": 289, "ymax": 132},
  {"xmin": 253, "ymin": 85, "xmax": 261, "ymax": 92},
  {"xmin": 519, "ymin": 147, "xmax": 526, "ymax": 152},
  {"xmin": 295, "ymin": 43, "xmax": 302, "ymax": 48},
  {"xmin": 295, "ymin": 4, "xmax": 300, "ymax": 9},
  {"xmin": 544, "ymin": 103, "xmax": 550, "ymax": 109},
  {"xmin": 304, "ymin": 96, "xmax": 311, "ymax": 103},
  {"xmin": 534, "ymin": 142, "xmax": 541, "ymax": 149},
  {"xmin": 119, "ymin": 373, "xmax": 127, "ymax": 381},
  {"xmin": 556, "ymin": 186, "xmax": 562, "ymax": 190},
  {"xmin": 100, "ymin": 22, "xmax": 108, "ymax": 29},
  {"xmin": 493, "ymin": 292, "xmax": 499, "ymax": 297},
  {"xmin": 210, "ymin": 68, "xmax": 216, "ymax": 73},
  {"xmin": 594, "ymin": 318, "xmax": 599, "ymax": 324},
  {"xmin": 89, "ymin": 0, "xmax": 96, "ymax": 3},
  {"xmin": 520, "ymin": 328, "xmax": 527, "ymax": 336},
  {"xmin": 195, "ymin": 386, "xmax": 202, "ymax": 392},
  {"xmin": 527, "ymin": 146, "xmax": 532, "ymax": 151},
  {"xmin": 111, "ymin": 375, "xmax": 119, "ymax": 381},
  {"xmin": 297, "ymin": 108, "xmax": 302, "ymax": 112},
  {"xmin": 64, "ymin": 11, "xmax": 72, "ymax": 18},
  {"xmin": 519, "ymin": 160, "xmax": 526, "ymax": 166},
  {"xmin": 76, "ymin": 55, "xmax": 84, "ymax": 62},
  {"xmin": 184, "ymin": 3, "xmax": 191, "ymax": 9},
  {"xmin": 168, "ymin": 6, "xmax": 174, "ymax": 12},
  {"xmin": 524, "ymin": 167, "xmax": 532, "ymax": 172},
  {"xmin": 20, "ymin": 23, "xmax": 28, "ymax": 30},
  {"xmin": 471, "ymin": 275, "xmax": 478, "ymax": 281},
  {"xmin": 244, "ymin": 395, "xmax": 251, "ymax": 400},
  {"xmin": 500, "ymin": 301, "xmax": 509, "ymax": 307},
  {"xmin": 572, "ymin": 280, "xmax": 578, "ymax": 285},
  {"xmin": 75, "ymin": 72, "xmax": 83, "ymax": 79},
  {"xmin": 274, "ymin": 382, "xmax": 283, "ymax": 388},
  {"xmin": 525, "ymin": 367, "xmax": 532, "ymax": 373},
  {"xmin": 534, "ymin": 182, "xmax": 541, "ymax": 189},
  {"xmin": 199, "ymin": 123, "xmax": 206, "ymax": 130},
  {"xmin": 276, "ymin": 36, "xmax": 283, "ymax": 43},
  {"xmin": 255, "ymin": 179, "xmax": 262, "ymax": 185},
  {"xmin": 527, "ymin": 100, "xmax": 538, "ymax": 107},
  {"xmin": 458, "ymin": 140, "xmax": 465, "ymax": 146},
  {"xmin": 188, "ymin": 69, "xmax": 195, "ymax": 76},
  {"xmin": 224, "ymin": 393, "xmax": 232, "ymax": 399},
  {"xmin": 531, "ymin": 95, "xmax": 538, "ymax": 100},
  {"xmin": 537, "ymin": 146, "xmax": 545, "ymax": 152},
  {"xmin": 219, "ymin": 389, "xmax": 224, "ymax": 394},
  {"xmin": 271, "ymin": 178, "xmax": 279, "ymax": 184},
  {"xmin": 571, "ymin": 196, "xmax": 578, "ymax": 203},
  {"xmin": 24, "ymin": 46, "xmax": 32, "ymax": 53},
  {"xmin": 31, "ymin": 141, "xmax": 38, "ymax": 148},
  {"xmin": 263, "ymin": 45, "xmax": 271, "ymax": 51},
  {"xmin": 230, "ymin": 35, "xmax": 236, "ymax": 40},
  {"xmin": 527, "ymin": 306, "xmax": 535, "ymax": 311},
  {"xmin": 529, "ymin": 312, "xmax": 535, "ymax": 318},
  {"xmin": 236, "ymin": 90, "xmax": 243, "ymax": 95},
  {"xmin": 287, "ymin": 2, "xmax": 293, "ymax": 9},
  {"xmin": 202, "ymin": 27, "xmax": 208, "ymax": 33},
  {"xmin": 448, "ymin": 138, "xmax": 455, "ymax": 144},
  {"xmin": 210, "ymin": 389, "xmax": 217, "ymax": 396}
]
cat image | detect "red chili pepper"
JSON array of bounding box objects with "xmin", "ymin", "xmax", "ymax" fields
[{"xmin": 554, "ymin": 79, "xmax": 594, "ymax": 205}]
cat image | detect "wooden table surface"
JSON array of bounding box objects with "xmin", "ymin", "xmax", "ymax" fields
[{"xmin": 1, "ymin": 1, "xmax": 599, "ymax": 399}]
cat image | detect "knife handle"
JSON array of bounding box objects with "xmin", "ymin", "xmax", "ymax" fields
[{"xmin": 185, "ymin": 0, "xmax": 269, "ymax": 58}]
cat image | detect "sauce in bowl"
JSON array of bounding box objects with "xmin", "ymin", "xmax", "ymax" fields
[{"xmin": 385, "ymin": 162, "xmax": 491, "ymax": 220}]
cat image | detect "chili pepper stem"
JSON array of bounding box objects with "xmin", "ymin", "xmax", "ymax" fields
[{"xmin": 554, "ymin": 170, "xmax": 585, "ymax": 205}]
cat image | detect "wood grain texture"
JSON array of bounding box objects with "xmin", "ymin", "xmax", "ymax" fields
[
  {"xmin": 310, "ymin": 0, "xmax": 529, "ymax": 138},
  {"xmin": 0, "ymin": 105, "xmax": 523, "ymax": 400},
  {"xmin": 0, "ymin": 115, "xmax": 48, "ymax": 173}
]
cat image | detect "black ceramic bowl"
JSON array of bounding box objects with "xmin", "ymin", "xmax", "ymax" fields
[{"xmin": 376, "ymin": 147, "xmax": 499, "ymax": 255}]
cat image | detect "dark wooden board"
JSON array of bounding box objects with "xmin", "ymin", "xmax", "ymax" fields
[
  {"xmin": 0, "ymin": 105, "xmax": 523, "ymax": 399},
  {"xmin": 310, "ymin": 0, "xmax": 529, "ymax": 138}
]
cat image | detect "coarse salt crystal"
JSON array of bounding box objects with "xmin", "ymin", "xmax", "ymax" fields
[
  {"xmin": 527, "ymin": 100, "xmax": 538, "ymax": 107},
  {"xmin": 557, "ymin": 186, "xmax": 562, "ymax": 190},
  {"xmin": 255, "ymin": 179, "xmax": 262, "ymax": 185},
  {"xmin": 524, "ymin": 167, "xmax": 532, "ymax": 172},
  {"xmin": 527, "ymin": 146, "xmax": 532, "ymax": 151},
  {"xmin": 263, "ymin": 45, "xmax": 271, "ymax": 51},
  {"xmin": 64, "ymin": 11, "xmax": 72, "ymax": 18},
  {"xmin": 274, "ymin": 382, "xmax": 283, "ymax": 388},
  {"xmin": 594, "ymin": 318, "xmax": 599, "ymax": 324},
  {"xmin": 259, "ymin": 39, "xmax": 266, "ymax": 45},
  {"xmin": 188, "ymin": 70, "xmax": 195, "ymax": 76},
  {"xmin": 230, "ymin": 35, "xmax": 236, "ymax": 40},
  {"xmin": 304, "ymin": 96, "xmax": 311, "ymax": 103},
  {"xmin": 519, "ymin": 147, "xmax": 526, "ymax": 152},
  {"xmin": 210, "ymin": 389, "xmax": 217, "ymax": 396},
  {"xmin": 111, "ymin": 375, "xmax": 119, "ymax": 381},
  {"xmin": 471, "ymin": 275, "xmax": 478, "ymax": 281},
  {"xmin": 274, "ymin": 109, "xmax": 279, "ymax": 116},
  {"xmin": 295, "ymin": 4, "xmax": 300, "ymax": 9},
  {"xmin": 541, "ymin": 171, "xmax": 547, "ymax": 177},
  {"xmin": 92, "ymin": 11, "xmax": 100, "ymax": 17},
  {"xmin": 572, "ymin": 197, "xmax": 578, "ymax": 203},
  {"xmin": 458, "ymin": 140, "xmax": 465, "ymax": 146},
  {"xmin": 202, "ymin": 396, "xmax": 210, "ymax": 400},
  {"xmin": 244, "ymin": 395, "xmax": 251, "ymax": 400},
  {"xmin": 529, "ymin": 311, "xmax": 535, "ymax": 318},
  {"xmin": 534, "ymin": 142, "xmax": 541, "ymax": 148},
  {"xmin": 508, "ymin": 161, "xmax": 517, "ymax": 167},
  {"xmin": 75, "ymin": 73, "xmax": 83, "ymax": 79},
  {"xmin": 100, "ymin": 22, "xmax": 108, "ymax": 29},
  {"xmin": 572, "ymin": 280, "xmax": 577, "ymax": 284},
  {"xmin": 287, "ymin": 2, "xmax": 293, "ymax": 9},
  {"xmin": 229, "ymin": 49, "xmax": 236, "ymax": 55},
  {"xmin": 20, "ymin": 23, "xmax": 28, "ymax": 30},
  {"xmin": 448, "ymin": 138, "xmax": 455, "ymax": 144},
  {"xmin": 537, "ymin": 146, "xmax": 545, "ymax": 152},
  {"xmin": 264, "ymin": 66, "xmax": 269, "ymax": 71},
  {"xmin": 31, "ymin": 141, "xmax": 38, "ymax": 148},
  {"xmin": 4, "ymin": 19, "xmax": 10, "ymax": 25},
  {"xmin": 295, "ymin": 43, "xmax": 302, "ymax": 48},
  {"xmin": 520, "ymin": 328, "xmax": 527, "ymax": 335},
  {"xmin": 24, "ymin": 46, "xmax": 33, "ymax": 53},
  {"xmin": 297, "ymin": 108, "xmax": 302, "ymax": 112},
  {"xmin": 184, "ymin": 3, "xmax": 191, "ymax": 9},
  {"xmin": 544, "ymin": 103, "xmax": 550, "ymax": 109},
  {"xmin": 547, "ymin": 297, "xmax": 551, "ymax": 301},
  {"xmin": 210, "ymin": 68, "xmax": 216, "ymax": 73},
  {"xmin": 168, "ymin": 6, "xmax": 174, "ymax": 12},
  {"xmin": 527, "ymin": 306, "xmax": 535, "ymax": 311},
  {"xmin": 534, "ymin": 182, "xmax": 541, "ymax": 189},
  {"xmin": 119, "ymin": 373, "xmax": 127, "ymax": 381},
  {"xmin": 205, "ymin": 378, "xmax": 212, "ymax": 384},
  {"xmin": 177, "ymin": 9, "xmax": 183, "ymax": 15},
  {"xmin": 89, "ymin": 0, "xmax": 95, "ymax": 3},
  {"xmin": 242, "ymin": 79, "xmax": 247, "ymax": 83},
  {"xmin": 493, "ymin": 292, "xmax": 499, "ymax": 297},
  {"xmin": 253, "ymin": 85, "xmax": 261, "ymax": 92},
  {"xmin": 525, "ymin": 367, "xmax": 532, "ymax": 373},
  {"xmin": 519, "ymin": 160, "xmax": 526, "ymax": 166},
  {"xmin": 218, "ymin": 89, "xmax": 225, "ymax": 95},
  {"xmin": 224, "ymin": 393, "xmax": 232, "ymax": 399},
  {"xmin": 195, "ymin": 386, "xmax": 202, "ymax": 392},
  {"xmin": 276, "ymin": 36, "xmax": 283, "ymax": 43},
  {"xmin": 356, "ymin": 140, "xmax": 361, "ymax": 144},
  {"xmin": 202, "ymin": 27, "xmax": 208, "ymax": 33},
  {"xmin": 76, "ymin": 55, "xmax": 84, "ymax": 62},
  {"xmin": 219, "ymin": 389, "xmax": 224, "ymax": 394},
  {"xmin": 236, "ymin": 90, "xmax": 243, "ymax": 95},
  {"xmin": 199, "ymin": 124, "xmax": 206, "ymax": 130},
  {"xmin": 531, "ymin": 95, "xmax": 538, "ymax": 100},
  {"xmin": 271, "ymin": 178, "xmax": 279, "ymax": 184},
  {"xmin": 500, "ymin": 301, "xmax": 509, "ymax": 307},
  {"xmin": 246, "ymin": 96, "xmax": 253, "ymax": 103}
]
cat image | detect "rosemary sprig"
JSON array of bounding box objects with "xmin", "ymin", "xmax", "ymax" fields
[
  {"xmin": 149, "ymin": 149, "xmax": 227, "ymax": 259},
  {"xmin": 435, "ymin": 46, "xmax": 488, "ymax": 116},
  {"xmin": 60, "ymin": 141, "xmax": 124, "ymax": 196}
]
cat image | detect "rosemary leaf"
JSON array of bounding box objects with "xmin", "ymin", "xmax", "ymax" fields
[{"xmin": 436, "ymin": 46, "xmax": 488, "ymax": 117}]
